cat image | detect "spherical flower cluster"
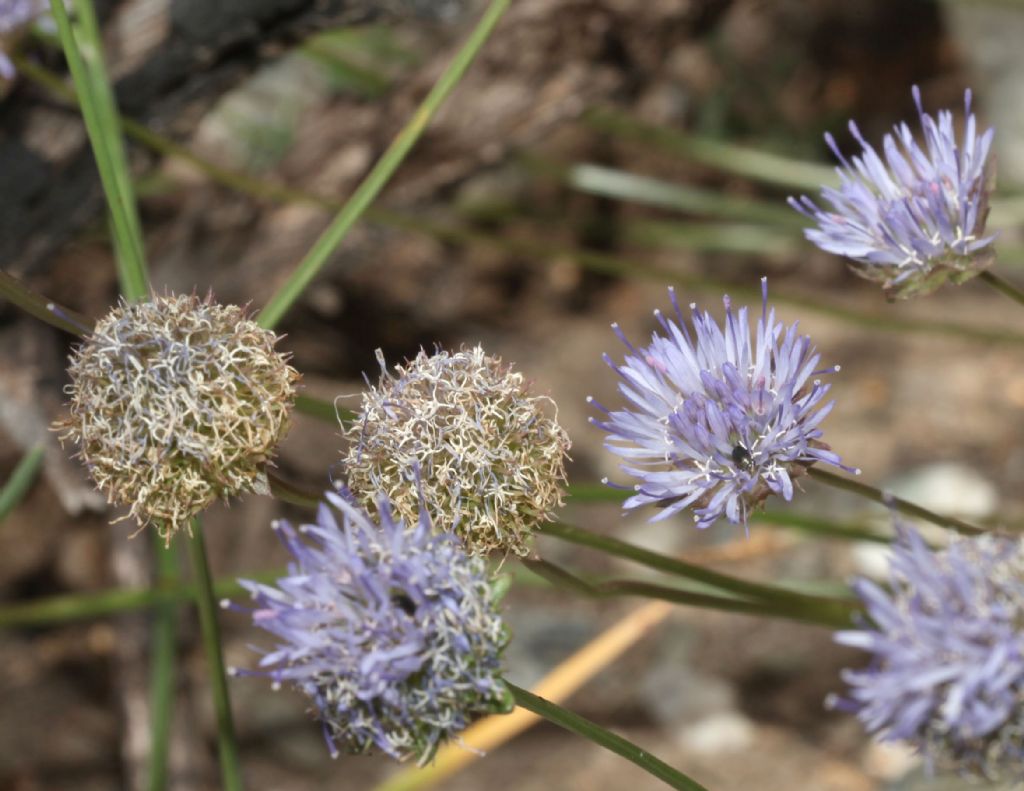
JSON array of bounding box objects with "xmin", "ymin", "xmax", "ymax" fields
[
  {"xmin": 789, "ymin": 87, "xmax": 996, "ymax": 299},
  {"xmin": 55, "ymin": 294, "xmax": 299, "ymax": 541},
  {"xmin": 833, "ymin": 524, "xmax": 1024, "ymax": 780},
  {"xmin": 341, "ymin": 346, "xmax": 571, "ymax": 556},
  {"xmin": 230, "ymin": 487, "xmax": 511, "ymax": 764},
  {"xmin": 591, "ymin": 279, "xmax": 853, "ymax": 530}
]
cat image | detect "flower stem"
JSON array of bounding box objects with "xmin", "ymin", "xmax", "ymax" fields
[
  {"xmin": 979, "ymin": 270, "xmax": 1024, "ymax": 307},
  {"xmin": 256, "ymin": 0, "xmax": 512, "ymax": 329},
  {"xmin": 0, "ymin": 444, "xmax": 45, "ymax": 521},
  {"xmin": 522, "ymin": 558, "xmax": 857, "ymax": 628},
  {"xmin": 539, "ymin": 521, "xmax": 855, "ymax": 612},
  {"xmin": 148, "ymin": 536, "xmax": 178, "ymax": 791},
  {"xmin": 807, "ymin": 467, "xmax": 984, "ymax": 536},
  {"xmin": 0, "ymin": 570, "xmax": 283, "ymax": 628},
  {"xmin": 0, "ymin": 270, "xmax": 93, "ymax": 337},
  {"xmin": 504, "ymin": 681, "xmax": 709, "ymax": 791},
  {"xmin": 186, "ymin": 520, "xmax": 242, "ymax": 791}
]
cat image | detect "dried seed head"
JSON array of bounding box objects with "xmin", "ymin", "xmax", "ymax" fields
[
  {"xmin": 55, "ymin": 294, "xmax": 300, "ymax": 541},
  {"xmin": 342, "ymin": 346, "xmax": 571, "ymax": 556}
]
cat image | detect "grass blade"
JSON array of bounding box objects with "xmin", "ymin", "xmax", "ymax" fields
[
  {"xmin": 257, "ymin": 0, "xmax": 512, "ymax": 329},
  {"xmin": 0, "ymin": 444, "xmax": 45, "ymax": 521},
  {"xmin": 505, "ymin": 681, "xmax": 709, "ymax": 791}
]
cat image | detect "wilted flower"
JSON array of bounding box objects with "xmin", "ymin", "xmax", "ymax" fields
[
  {"xmin": 55, "ymin": 294, "xmax": 299, "ymax": 541},
  {"xmin": 341, "ymin": 346, "xmax": 570, "ymax": 556},
  {"xmin": 833, "ymin": 524, "xmax": 1024, "ymax": 780},
  {"xmin": 229, "ymin": 486, "xmax": 511, "ymax": 764},
  {"xmin": 590, "ymin": 279, "xmax": 854, "ymax": 530},
  {"xmin": 789, "ymin": 86, "xmax": 996, "ymax": 299}
]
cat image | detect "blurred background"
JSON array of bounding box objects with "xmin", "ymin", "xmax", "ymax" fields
[{"xmin": 2, "ymin": 0, "xmax": 1024, "ymax": 789}]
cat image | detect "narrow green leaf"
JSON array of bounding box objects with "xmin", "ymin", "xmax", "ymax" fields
[
  {"xmin": 48, "ymin": 0, "xmax": 149, "ymax": 300},
  {"xmin": 0, "ymin": 570, "xmax": 282, "ymax": 629},
  {"xmin": 0, "ymin": 445, "xmax": 45, "ymax": 521},
  {"xmin": 257, "ymin": 0, "xmax": 512, "ymax": 329},
  {"xmin": 568, "ymin": 163, "xmax": 804, "ymax": 227},
  {"xmin": 584, "ymin": 107, "xmax": 837, "ymax": 193}
]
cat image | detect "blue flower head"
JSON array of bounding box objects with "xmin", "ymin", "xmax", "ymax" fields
[
  {"xmin": 229, "ymin": 486, "xmax": 511, "ymax": 765},
  {"xmin": 790, "ymin": 87, "xmax": 996, "ymax": 299},
  {"xmin": 833, "ymin": 524, "xmax": 1024, "ymax": 780},
  {"xmin": 590, "ymin": 279, "xmax": 854, "ymax": 530}
]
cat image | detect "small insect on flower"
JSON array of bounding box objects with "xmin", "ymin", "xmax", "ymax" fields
[
  {"xmin": 789, "ymin": 86, "xmax": 996, "ymax": 299},
  {"xmin": 54, "ymin": 293, "xmax": 300, "ymax": 542},
  {"xmin": 341, "ymin": 345, "xmax": 571, "ymax": 556},
  {"xmin": 227, "ymin": 486, "xmax": 512, "ymax": 765},
  {"xmin": 833, "ymin": 522, "xmax": 1024, "ymax": 781},
  {"xmin": 590, "ymin": 279, "xmax": 856, "ymax": 531}
]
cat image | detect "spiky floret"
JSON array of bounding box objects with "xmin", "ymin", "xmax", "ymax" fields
[
  {"xmin": 55, "ymin": 294, "xmax": 299, "ymax": 540},
  {"xmin": 230, "ymin": 487, "xmax": 512, "ymax": 764},
  {"xmin": 833, "ymin": 524, "xmax": 1024, "ymax": 780},
  {"xmin": 341, "ymin": 346, "xmax": 571, "ymax": 556},
  {"xmin": 789, "ymin": 86, "xmax": 996, "ymax": 299},
  {"xmin": 591, "ymin": 279, "xmax": 854, "ymax": 530}
]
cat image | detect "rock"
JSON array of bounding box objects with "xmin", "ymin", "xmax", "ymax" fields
[{"xmin": 678, "ymin": 710, "xmax": 756, "ymax": 755}]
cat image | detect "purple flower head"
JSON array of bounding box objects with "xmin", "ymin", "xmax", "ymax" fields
[
  {"xmin": 590, "ymin": 279, "xmax": 854, "ymax": 530},
  {"xmin": 789, "ymin": 87, "xmax": 996, "ymax": 299},
  {"xmin": 229, "ymin": 486, "xmax": 511, "ymax": 764},
  {"xmin": 834, "ymin": 524, "xmax": 1024, "ymax": 780}
]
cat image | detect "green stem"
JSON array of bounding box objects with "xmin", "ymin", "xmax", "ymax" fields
[
  {"xmin": 256, "ymin": 0, "xmax": 512, "ymax": 329},
  {"xmin": 539, "ymin": 521, "xmax": 855, "ymax": 612},
  {"xmin": 48, "ymin": 0, "xmax": 149, "ymax": 300},
  {"xmin": 266, "ymin": 470, "xmax": 321, "ymax": 509},
  {"xmin": 598, "ymin": 579, "xmax": 855, "ymax": 629},
  {"xmin": 0, "ymin": 270, "xmax": 93, "ymax": 336},
  {"xmin": 0, "ymin": 444, "xmax": 45, "ymax": 520},
  {"xmin": 807, "ymin": 467, "xmax": 984, "ymax": 536},
  {"xmin": 0, "ymin": 570, "xmax": 283, "ymax": 629},
  {"xmin": 522, "ymin": 558, "xmax": 856, "ymax": 628},
  {"xmin": 148, "ymin": 537, "xmax": 178, "ymax": 791},
  {"xmin": 504, "ymin": 681, "xmax": 709, "ymax": 791},
  {"xmin": 186, "ymin": 521, "xmax": 242, "ymax": 791},
  {"xmin": 979, "ymin": 270, "xmax": 1024, "ymax": 307}
]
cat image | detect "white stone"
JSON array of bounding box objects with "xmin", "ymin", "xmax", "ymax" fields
[{"xmin": 678, "ymin": 711, "xmax": 756, "ymax": 756}]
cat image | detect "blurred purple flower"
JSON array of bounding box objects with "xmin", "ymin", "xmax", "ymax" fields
[
  {"xmin": 833, "ymin": 524, "xmax": 1024, "ymax": 779},
  {"xmin": 590, "ymin": 279, "xmax": 854, "ymax": 530},
  {"xmin": 790, "ymin": 87, "xmax": 996, "ymax": 299},
  {"xmin": 229, "ymin": 487, "xmax": 510, "ymax": 764},
  {"xmin": 0, "ymin": 0, "xmax": 43, "ymax": 80}
]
